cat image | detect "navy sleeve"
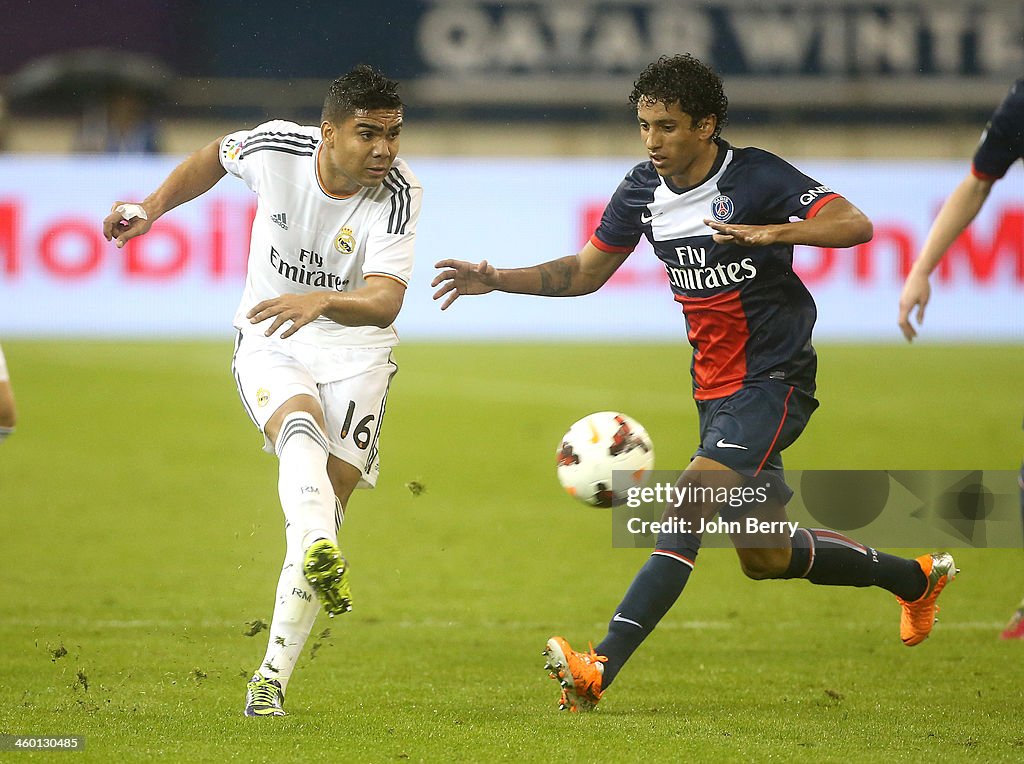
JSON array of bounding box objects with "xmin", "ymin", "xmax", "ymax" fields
[
  {"xmin": 591, "ymin": 163, "xmax": 652, "ymax": 253},
  {"xmin": 973, "ymin": 78, "xmax": 1024, "ymax": 180},
  {"xmin": 739, "ymin": 148, "xmax": 841, "ymax": 221}
]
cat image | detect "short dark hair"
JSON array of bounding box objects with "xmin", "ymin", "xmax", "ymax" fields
[
  {"xmin": 321, "ymin": 64, "xmax": 403, "ymax": 124},
  {"xmin": 630, "ymin": 54, "xmax": 729, "ymax": 140}
]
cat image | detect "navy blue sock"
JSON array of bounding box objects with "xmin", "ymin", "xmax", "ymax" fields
[
  {"xmin": 783, "ymin": 527, "xmax": 926, "ymax": 601},
  {"xmin": 595, "ymin": 532, "xmax": 700, "ymax": 689}
]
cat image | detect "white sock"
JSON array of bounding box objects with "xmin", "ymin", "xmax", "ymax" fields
[
  {"xmin": 256, "ymin": 412, "xmax": 338, "ymax": 694},
  {"xmin": 275, "ymin": 413, "xmax": 336, "ymax": 549},
  {"xmin": 255, "ymin": 495, "xmax": 350, "ymax": 693},
  {"xmin": 334, "ymin": 495, "xmax": 345, "ymax": 534},
  {"xmin": 258, "ymin": 541, "xmax": 320, "ymax": 694}
]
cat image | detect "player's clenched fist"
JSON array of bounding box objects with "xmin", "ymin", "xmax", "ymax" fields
[{"xmin": 102, "ymin": 202, "xmax": 154, "ymax": 248}]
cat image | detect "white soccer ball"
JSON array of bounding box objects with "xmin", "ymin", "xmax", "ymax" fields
[{"xmin": 555, "ymin": 411, "xmax": 655, "ymax": 507}]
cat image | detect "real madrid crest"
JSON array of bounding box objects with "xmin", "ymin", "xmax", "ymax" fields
[
  {"xmin": 334, "ymin": 226, "xmax": 356, "ymax": 255},
  {"xmin": 256, "ymin": 388, "xmax": 270, "ymax": 407}
]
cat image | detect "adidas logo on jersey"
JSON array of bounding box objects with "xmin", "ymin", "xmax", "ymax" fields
[{"xmin": 271, "ymin": 212, "xmax": 288, "ymax": 230}]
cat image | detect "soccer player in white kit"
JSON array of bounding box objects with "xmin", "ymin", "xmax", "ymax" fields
[
  {"xmin": 102, "ymin": 66, "xmax": 422, "ymax": 716},
  {"xmin": 0, "ymin": 343, "xmax": 16, "ymax": 444}
]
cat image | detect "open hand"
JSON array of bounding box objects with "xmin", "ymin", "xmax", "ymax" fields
[
  {"xmin": 704, "ymin": 218, "xmax": 779, "ymax": 247},
  {"xmin": 431, "ymin": 259, "xmax": 499, "ymax": 310},
  {"xmin": 247, "ymin": 292, "xmax": 328, "ymax": 338},
  {"xmin": 897, "ymin": 273, "xmax": 931, "ymax": 342}
]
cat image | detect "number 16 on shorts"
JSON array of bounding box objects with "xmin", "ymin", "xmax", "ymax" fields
[{"xmin": 339, "ymin": 399, "xmax": 375, "ymax": 450}]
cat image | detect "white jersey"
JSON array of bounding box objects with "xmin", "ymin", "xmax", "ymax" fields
[{"xmin": 219, "ymin": 120, "xmax": 421, "ymax": 348}]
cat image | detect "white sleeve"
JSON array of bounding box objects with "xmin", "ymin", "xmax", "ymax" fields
[
  {"xmin": 363, "ymin": 173, "xmax": 422, "ymax": 287},
  {"xmin": 219, "ymin": 127, "xmax": 262, "ymax": 194}
]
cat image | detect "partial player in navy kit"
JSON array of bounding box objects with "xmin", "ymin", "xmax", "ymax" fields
[
  {"xmin": 899, "ymin": 78, "xmax": 1024, "ymax": 639},
  {"xmin": 900, "ymin": 77, "xmax": 1024, "ymax": 342},
  {"xmin": 433, "ymin": 54, "xmax": 958, "ymax": 711}
]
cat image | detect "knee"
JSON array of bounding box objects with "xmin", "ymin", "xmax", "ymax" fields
[
  {"xmin": 0, "ymin": 387, "xmax": 16, "ymax": 429},
  {"xmin": 738, "ymin": 548, "xmax": 790, "ymax": 580}
]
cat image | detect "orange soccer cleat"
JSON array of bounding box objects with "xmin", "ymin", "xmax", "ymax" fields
[
  {"xmin": 897, "ymin": 552, "xmax": 958, "ymax": 646},
  {"xmin": 543, "ymin": 636, "xmax": 607, "ymax": 712}
]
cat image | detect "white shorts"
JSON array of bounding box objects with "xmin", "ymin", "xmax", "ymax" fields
[
  {"xmin": 0, "ymin": 344, "xmax": 7, "ymax": 382},
  {"xmin": 230, "ymin": 332, "xmax": 398, "ymax": 488}
]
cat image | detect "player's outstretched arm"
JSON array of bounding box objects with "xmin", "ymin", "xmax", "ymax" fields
[
  {"xmin": 248, "ymin": 276, "xmax": 406, "ymax": 339},
  {"xmin": 898, "ymin": 173, "xmax": 994, "ymax": 341},
  {"xmin": 102, "ymin": 137, "xmax": 227, "ymax": 249},
  {"xmin": 704, "ymin": 197, "xmax": 873, "ymax": 249},
  {"xmin": 432, "ymin": 242, "xmax": 630, "ymax": 310}
]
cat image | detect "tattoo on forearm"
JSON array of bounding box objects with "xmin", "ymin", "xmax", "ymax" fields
[{"xmin": 537, "ymin": 260, "xmax": 574, "ymax": 295}]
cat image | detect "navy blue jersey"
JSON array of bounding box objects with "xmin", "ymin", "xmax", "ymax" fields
[
  {"xmin": 592, "ymin": 141, "xmax": 842, "ymax": 400},
  {"xmin": 972, "ymin": 78, "xmax": 1024, "ymax": 181}
]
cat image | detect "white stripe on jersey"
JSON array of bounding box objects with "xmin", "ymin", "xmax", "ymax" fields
[
  {"xmin": 239, "ymin": 130, "xmax": 317, "ymax": 158},
  {"xmin": 648, "ymin": 150, "xmax": 734, "ymax": 242}
]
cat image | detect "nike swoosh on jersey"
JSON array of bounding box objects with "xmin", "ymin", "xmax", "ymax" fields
[
  {"xmin": 612, "ymin": 612, "xmax": 644, "ymax": 629},
  {"xmin": 715, "ymin": 438, "xmax": 749, "ymax": 450},
  {"xmin": 640, "ymin": 211, "xmax": 662, "ymax": 223}
]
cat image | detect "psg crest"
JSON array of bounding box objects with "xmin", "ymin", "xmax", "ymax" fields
[{"xmin": 711, "ymin": 194, "xmax": 734, "ymax": 222}]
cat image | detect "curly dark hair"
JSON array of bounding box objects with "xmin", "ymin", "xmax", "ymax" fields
[
  {"xmin": 630, "ymin": 54, "xmax": 729, "ymax": 139},
  {"xmin": 321, "ymin": 64, "xmax": 403, "ymax": 124}
]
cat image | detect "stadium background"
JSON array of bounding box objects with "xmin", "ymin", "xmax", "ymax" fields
[
  {"xmin": 1, "ymin": 1, "xmax": 1022, "ymax": 762},
  {"xmin": 1, "ymin": 0, "xmax": 1021, "ymax": 342}
]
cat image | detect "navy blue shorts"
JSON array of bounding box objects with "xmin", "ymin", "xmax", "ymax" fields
[{"xmin": 693, "ymin": 381, "xmax": 818, "ymax": 506}]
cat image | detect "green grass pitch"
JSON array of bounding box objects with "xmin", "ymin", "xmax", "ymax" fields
[{"xmin": 0, "ymin": 340, "xmax": 1021, "ymax": 762}]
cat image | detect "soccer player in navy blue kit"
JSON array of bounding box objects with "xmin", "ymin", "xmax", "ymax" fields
[
  {"xmin": 433, "ymin": 54, "xmax": 958, "ymax": 711},
  {"xmin": 900, "ymin": 78, "xmax": 1024, "ymax": 639}
]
